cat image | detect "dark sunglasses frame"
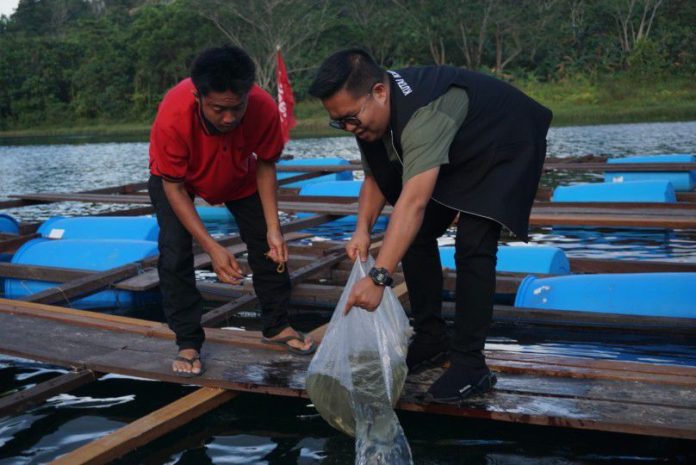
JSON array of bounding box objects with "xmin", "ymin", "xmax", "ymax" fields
[{"xmin": 328, "ymin": 82, "xmax": 380, "ymax": 130}]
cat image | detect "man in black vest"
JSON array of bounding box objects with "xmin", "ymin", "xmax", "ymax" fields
[{"xmin": 309, "ymin": 49, "xmax": 552, "ymax": 403}]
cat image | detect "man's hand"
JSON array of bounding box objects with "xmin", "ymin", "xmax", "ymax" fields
[
  {"xmin": 344, "ymin": 276, "xmax": 385, "ymax": 315},
  {"xmin": 209, "ymin": 243, "xmax": 244, "ymax": 284},
  {"xmin": 266, "ymin": 229, "xmax": 288, "ymax": 264},
  {"xmin": 346, "ymin": 230, "xmax": 371, "ymax": 262}
]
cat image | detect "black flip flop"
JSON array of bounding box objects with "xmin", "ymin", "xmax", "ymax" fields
[
  {"xmin": 173, "ymin": 354, "xmax": 205, "ymax": 378},
  {"xmin": 261, "ymin": 332, "xmax": 317, "ymax": 355}
]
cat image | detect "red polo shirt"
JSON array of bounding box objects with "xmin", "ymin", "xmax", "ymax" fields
[{"xmin": 149, "ymin": 78, "xmax": 284, "ymax": 204}]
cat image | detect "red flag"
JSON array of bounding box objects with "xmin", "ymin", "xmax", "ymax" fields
[{"xmin": 276, "ymin": 48, "xmax": 296, "ymax": 143}]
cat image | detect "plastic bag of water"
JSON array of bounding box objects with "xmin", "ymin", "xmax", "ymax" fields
[{"xmin": 306, "ymin": 256, "xmax": 414, "ymax": 464}]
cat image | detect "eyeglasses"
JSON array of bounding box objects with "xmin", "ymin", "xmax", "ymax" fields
[{"xmin": 328, "ymin": 91, "xmax": 374, "ymax": 130}]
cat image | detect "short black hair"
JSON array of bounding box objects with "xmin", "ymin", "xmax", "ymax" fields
[
  {"xmin": 190, "ymin": 45, "xmax": 256, "ymax": 96},
  {"xmin": 309, "ymin": 48, "xmax": 385, "ymax": 100}
]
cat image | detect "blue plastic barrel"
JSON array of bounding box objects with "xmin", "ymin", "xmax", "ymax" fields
[
  {"xmin": 38, "ymin": 216, "xmax": 159, "ymax": 241},
  {"xmin": 439, "ymin": 245, "xmax": 570, "ymax": 274},
  {"xmin": 514, "ymin": 272, "xmax": 696, "ymax": 318},
  {"xmin": 0, "ymin": 214, "xmax": 20, "ymax": 235},
  {"xmin": 195, "ymin": 205, "xmax": 234, "ymax": 223},
  {"xmin": 298, "ymin": 180, "xmax": 388, "ymax": 228},
  {"xmin": 604, "ymin": 154, "xmax": 696, "ymax": 191},
  {"xmin": 5, "ymin": 239, "xmax": 160, "ymax": 309},
  {"xmin": 551, "ymin": 180, "xmax": 676, "ymax": 203},
  {"xmin": 278, "ymin": 157, "xmax": 353, "ymax": 188}
]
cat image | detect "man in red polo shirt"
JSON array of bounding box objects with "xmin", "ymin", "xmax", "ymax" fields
[{"xmin": 148, "ymin": 46, "xmax": 315, "ymax": 377}]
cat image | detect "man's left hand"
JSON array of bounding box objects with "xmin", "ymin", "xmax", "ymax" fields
[
  {"xmin": 344, "ymin": 276, "xmax": 385, "ymax": 315},
  {"xmin": 266, "ymin": 229, "xmax": 288, "ymax": 264}
]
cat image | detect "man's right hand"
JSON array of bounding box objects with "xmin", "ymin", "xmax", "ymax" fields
[
  {"xmin": 346, "ymin": 231, "xmax": 370, "ymax": 262},
  {"xmin": 209, "ymin": 243, "xmax": 244, "ymax": 284}
]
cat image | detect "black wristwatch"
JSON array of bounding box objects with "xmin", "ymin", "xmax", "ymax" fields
[{"xmin": 369, "ymin": 267, "xmax": 394, "ymax": 287}]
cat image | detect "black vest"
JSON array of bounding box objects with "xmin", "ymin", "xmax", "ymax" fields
[{"xmin": 358, "ymin": 66, "xmax": 552, "ymax": 241}]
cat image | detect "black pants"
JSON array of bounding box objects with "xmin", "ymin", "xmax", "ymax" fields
[
  {"xmin": 401, "ymin": 200, "xmax": 501, "ymax": 369},
  {"xmin": 148, "ymin": 175, "xmax": 291, "ymax": 352}
]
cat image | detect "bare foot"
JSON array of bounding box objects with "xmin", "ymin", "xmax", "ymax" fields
[
  {"xmin": 172, "ymin": 348, "xmax": 202, "ymax": 376},
  {"xmin": 268, "ymin": 326, "xmax": 314, "ymax": 352}
]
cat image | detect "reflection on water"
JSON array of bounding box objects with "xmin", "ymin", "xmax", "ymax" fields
[{"xmin": 1, "ymin": 357, "xmax": 694, "ymax": 464}]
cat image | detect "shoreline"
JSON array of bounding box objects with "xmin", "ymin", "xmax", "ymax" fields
[{"xmin": 2, "ymin": 106, "xmax": 695, "ymax": 146}]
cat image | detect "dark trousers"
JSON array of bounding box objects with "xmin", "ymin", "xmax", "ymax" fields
[
  {"xmin": 401, "ymin": 201, "xmax": 501, "ymax": 369},
  {"xmin": 148, "ymin": 175, "xmax": 291, "ymax": 352}
]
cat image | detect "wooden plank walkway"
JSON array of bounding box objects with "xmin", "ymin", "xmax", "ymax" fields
[{"xmin": 1, "ymin": 299, "xmax": 694, "ymax": 440}]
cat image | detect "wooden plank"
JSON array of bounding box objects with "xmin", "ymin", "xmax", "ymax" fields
[
  {"xmin": 9, "ymin": 192, "xmax": 696, "ymax": 228},
  {"xmin": 10, "ymin": 193, "xmax": 150, "ymax": 204},
  {"xmin": 569, "ymin": 257, "xmax": 696, "ymax": 273},
  {"xmin": 51, "ymin": 387, "xmax": 237, "ymax": 465},
  {"xmin": 199, "ymin": 250, "xmax": 352, "ymax": 327},
  {"xmin": 276, "ymin": 201, "xmax": 696, "ymax": 228},
  {"xmin": 276, "ymin": 164, "xmax": 356, "ymax": 173},
  {"xmin": 406, "ymin": 369, "xmax": 696, "ymax": 410},
  {"xmin": 528, "ymin": 211, "xmax": 696, "ymax": 228},
  {"xmin": 485, "ymin": 350, "xmax": 696, "ymax": 378},
  {"xmin": 489, "ymin": 304, "xmax": 696, "ymax": 334},
  {"xmin": 0, "ymin": 369, "xmax": 96, "ymax": 417},
  {"xmin": 0, "ymin": 233, "xmax": 40, "ymax": 253},
  {"xmin": 534, "ymin": 201, "xmax": 696, "ymax": 212},
  {"xmin": 544, "ymin": 162, "xmax": 696, "ymax": 172},
  {"xmin": 0, "ymin": 263, "xmax": 91, "ymax": 281},
  {"xmin": 0, "ymin": 182, "xmax": 150, "ymax": 210},
  {"xmin": 3, "ymin": 298, "xmax": 694, "ymax": 381},
  {"xmin": 19, "ymin": 261, "xmax": 153, "ymax": 305},
  {"xmin": 277, "ymin": 171, "xmax": 328, "ymax": 186},
  {"xmin": 274, "ymin": 161, "xmax": 696, "ymax": 173},
  {"xmin": 1, "ymin": 309, "xmax": 694, "ymax": 439}
]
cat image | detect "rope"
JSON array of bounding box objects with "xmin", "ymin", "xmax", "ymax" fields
[{"xmin": 264, "ymin": 251, "xmax": 286, "ymax": 274}]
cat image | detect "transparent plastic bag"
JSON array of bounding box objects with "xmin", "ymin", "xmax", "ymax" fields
[{"xmin": 306, "ymin": 256, "xmax": 414, "ymax": 465}]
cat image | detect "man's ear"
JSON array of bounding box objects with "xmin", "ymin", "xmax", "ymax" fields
[{"xmin": 372, "ymin": 82, "xmax": 388, "ymax": 104}]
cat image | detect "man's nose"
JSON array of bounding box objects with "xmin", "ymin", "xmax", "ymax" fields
[
  {"xmin": 345, "ymin": 122, "xmax": 359, "ymax": 133},
  {"xmin": 222, "ymin": 111, "xmax": 236, "ymax": 124}
]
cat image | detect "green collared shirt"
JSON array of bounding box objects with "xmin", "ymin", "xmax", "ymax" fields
[{"xmin": 361, "ymin": 86, "xmax": 469, "ymax": 182}]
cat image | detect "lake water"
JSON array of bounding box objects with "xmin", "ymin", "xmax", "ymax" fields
[{"xmin": 1, "ymin": 121, "xmax": 695, "ymax": 464}]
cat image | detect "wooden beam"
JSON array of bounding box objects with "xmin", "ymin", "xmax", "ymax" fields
[
  {"xmin": 0, "ymin": 263, "xmax": 91, "ymax": 281},
  {"xmin": 200, "ymin": 249, "xmax": 353, "ymax": 327},
  {"xmin": 277, "ymin": 171, "xmax": 329, "ymax": 186},
  {"xmin": 543, "ymin": 162, "xmax": 696, "ymax": 172},
  {"xmin": 276, "ymin": 161, "xmax": 696, "ymax": 173},
  {"xmin": 276, "ymin": 164, "xmax": 356, "ymax": 173},
  {"xmin": 0, "ymin": 233, "xmax": 40, "ymax": 253},
  {"xmin": 10, "ymin": 193, "xmax": 150, "ymax": 204},
  {"xmin": 569, "ymin": 257, "xmax": 696, "ymax": 273},
  {"xmin": 0, "ymin": 369, "xmax": 96, "ymax": 417},
  {"xmin": 50, "ymin": 387, "xmax": 237, "ymax": 465},
  {"xmin": 19, "ymin": 261, "xmax": 154, "ymax": 305},
  {"xmin": 0, "ymin": 182, "xmax": 150, "ymax": 210}
]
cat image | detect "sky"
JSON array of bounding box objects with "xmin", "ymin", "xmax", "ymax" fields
[{"xmin": 0, "ymin": 0, "xmax": 18, "ymax": 17}]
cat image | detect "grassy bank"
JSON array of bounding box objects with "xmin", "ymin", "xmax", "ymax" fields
[{"xmin": 2, "ymin": 75, "xmax": 694, "ymax": 144}]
